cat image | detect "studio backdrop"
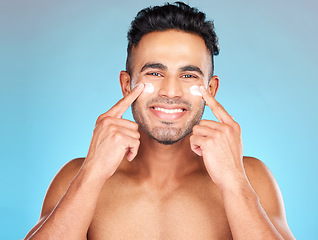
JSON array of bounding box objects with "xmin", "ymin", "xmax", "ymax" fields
[{"xmin": 0, "ymin": 0, "xmax": 317, "ymax": 239}]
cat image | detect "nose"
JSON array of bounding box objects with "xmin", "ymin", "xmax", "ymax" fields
[{"xmin": 158, "ymin": 75, "xmax": 184, "ymax": 98}]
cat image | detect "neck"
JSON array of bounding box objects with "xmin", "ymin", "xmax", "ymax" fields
[{"xmin": 123, "ymin": 129, "xmax": 205, "ymax": 186}]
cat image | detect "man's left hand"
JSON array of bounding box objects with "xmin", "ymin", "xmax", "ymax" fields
[{"xmin": 190, "ymin": 85, "xmax": 246, "ymax": 190}]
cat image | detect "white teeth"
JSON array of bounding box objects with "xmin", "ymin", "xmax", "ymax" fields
[{"xmin": 153, "ymin": 107, "xmax": 183, "ymax": 114}]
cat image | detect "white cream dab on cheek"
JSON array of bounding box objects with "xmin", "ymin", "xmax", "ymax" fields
[
  {"xmin": 144, "ymin": 82, "xmax": 154, "ymax": 93},
  {"xmin": 190, "ymin": 85, "xmax": 202, "ymax": 96}
]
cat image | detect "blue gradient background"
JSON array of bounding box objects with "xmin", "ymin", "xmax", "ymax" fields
[{"xmin": 1, "ymin": 0, "xmax": 317, "ymax": 239}]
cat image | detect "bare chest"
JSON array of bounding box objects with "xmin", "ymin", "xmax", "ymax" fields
[{"xmin": 88, "ymin": 178, "xmax": 233, "ymax": 240}]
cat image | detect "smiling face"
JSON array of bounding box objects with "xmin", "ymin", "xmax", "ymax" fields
[{"xmin": 121, "ymin": 30, "xmax": 218, "ymax": 145}]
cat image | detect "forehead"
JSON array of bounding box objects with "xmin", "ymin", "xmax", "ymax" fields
[{"xmin": 131, "ymin": 30, "xmax": 212, "ymax": 77}]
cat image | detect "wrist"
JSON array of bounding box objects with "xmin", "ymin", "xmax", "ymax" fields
[
  {"xmin": 219, "ymin": 173, "xmax": 258, "ymax": 202},
  {"xmin": 79, "ymin": 159, "xmax": 112, "ymax": 186}
]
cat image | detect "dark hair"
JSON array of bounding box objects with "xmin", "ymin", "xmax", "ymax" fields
[{"xmin": 126, "ymin": 1, "xmax": 219, "ymax": 77}]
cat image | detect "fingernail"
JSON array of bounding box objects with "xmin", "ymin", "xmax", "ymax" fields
[
  {"xmin": 136, "ymin": 83, "xmax": 143, "ymax": 90},
  {"xmin": 200, "ymin": 85, "xmax": 207, "ymax": 92}
]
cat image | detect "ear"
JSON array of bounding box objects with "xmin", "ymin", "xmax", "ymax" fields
[
  {"xmin": 119, "ymin": 71, "xmax": 131, "ymax": 97},
  {"xmin": 208, "ymin": 75, "xmax": 219, "ymax": 97}
]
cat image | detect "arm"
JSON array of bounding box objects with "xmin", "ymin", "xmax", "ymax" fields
[
  {"xmin": 221, "ymin": 157, "xmax": 295, "ymax": 240},
  {"xmin": 24, "ymin": 158, "xmax": 103, "ymax": 240},
  {"xmin": 190, "ymin": 85, "xmax": 295, "ymax": 240},
  {"xmin": 24, "ymin": 83, "xmax": 145, "ymax": 240}
]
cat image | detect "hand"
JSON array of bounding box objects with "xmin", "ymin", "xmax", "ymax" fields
[
  {"xmin": 84, "ymin": 83, "xmax": 145, "ymax": 179},
  {"xmin": 190, "ymin": 86, "xmax": 245, "ymax": 189}
]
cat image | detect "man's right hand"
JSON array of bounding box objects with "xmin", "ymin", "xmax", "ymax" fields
[
  {"xmin": 24, "ymin": 83, "xmax": 145, "ymax": 240},
  {"xmin": 84, "ymin": 83, "xmax": 145, "ymax": 179}
]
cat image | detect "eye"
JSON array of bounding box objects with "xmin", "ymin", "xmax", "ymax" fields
[
  {"xmin": 146, "ymin": 72, "xmax": 162, "ymax": 77},
  {"xmin": 182, "ymin": 74, "xmax": 198, "ymax": 79}
]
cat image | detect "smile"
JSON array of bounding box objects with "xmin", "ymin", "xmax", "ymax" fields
[
  {"xmin": 153, "ymin": 107, "xmax": 184, "ymax": 114},
  {"xmin": 150, "ymin": 106, "xmax": 187, "ymax": 121}
]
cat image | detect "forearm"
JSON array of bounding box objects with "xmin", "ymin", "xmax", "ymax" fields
[
  {"xmin": 222, "ymin": 178, "xmax": 283, "ymax": 240},
  {"xmin": 26, "ymin": 163, "xmax": 106, "ymax": 240}
]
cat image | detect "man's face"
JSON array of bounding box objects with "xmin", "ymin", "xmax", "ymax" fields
[{"xmin": 128, "ymin": 30, "xmax": 214, "ymax": 145}]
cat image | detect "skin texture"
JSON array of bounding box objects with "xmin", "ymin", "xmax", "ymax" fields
[{"xmin": 25, "ymin": 30, "xmax": 295, "ymax": 240}]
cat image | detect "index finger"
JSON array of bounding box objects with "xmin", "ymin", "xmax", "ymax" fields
[
  {"xmin": 199, "ymin": 85, "xmax": 232, "ymax": 124},
  {"xmin": 107, "ymin": 83, "xmax": 145, "ymax": 118}
]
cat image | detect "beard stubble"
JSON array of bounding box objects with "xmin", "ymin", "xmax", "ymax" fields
[{"xmin": 131, "ymin": 96, "xmax": 205, "ymax": 145}]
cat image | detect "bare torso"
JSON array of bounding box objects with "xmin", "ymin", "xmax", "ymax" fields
[
  {"xmin": 87, "ymin": 168, "xmax": 232, "ymax": 239},
  {"xmin": 25, "ymin": 153, "xmax": 292, "ymax": 240}
]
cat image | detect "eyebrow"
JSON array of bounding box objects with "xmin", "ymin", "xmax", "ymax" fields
[
  {"xmin": 179, "ymin": 65, "xmax": 204, "ymax": 77},
  {"xmin": 140, "ymin": 62, "xmax": 204, "ymax": 77},
  {"xmin": 140, "ymin": 62, "xmax": 167, "ymax": 72}
]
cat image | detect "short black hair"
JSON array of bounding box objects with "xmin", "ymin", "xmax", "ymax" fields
[{"xmin": 126, "ymin": 1, "xmax": 219, "ymax": 77}]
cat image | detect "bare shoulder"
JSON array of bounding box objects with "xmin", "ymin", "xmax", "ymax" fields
[
  {"xmin": 243, "ymin": 156, "xmax": 274, "ymax": 182},
  {"xmin": 243, "ymin": 156, "xmax": 295, "ymax": 239},
  {"xmin": 242, "ymin": 156, "xmax": 280, "ymax": 198},
  {"xmin": 242, "ymin": 156, "xmax": 282, "ymax": 209},
  {"xmin": 25, "ymin": 158, "xmax": 85, "ymax": 239},
  {"xmin": 40, "ymin": 158, "xmax": 85, "ymax": 217}
]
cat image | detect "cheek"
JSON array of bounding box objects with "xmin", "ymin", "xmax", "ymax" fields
[
  {"xmin": 186, "ymin": 86, "xmax": 205, "ymax": 110},
  {"xmin": 189, "ymin": 85, "xmax": 202, "ymax": 96},
  {"xmin": 144, "ymin": 82, "xmax": 154, "ymax": 93},
  {"xmin": 134, "ymin": 88, "xmax": 152, "ymax": 107},
  {"xmin": 138, "ymin": 84, "xmax": 154, "ymax": 100},
  {"xmin": 130, "ymin": 73, "xmax": 156, "ymax": 94}
]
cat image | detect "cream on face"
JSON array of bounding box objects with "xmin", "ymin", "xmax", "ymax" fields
[
  {"xmin": 144, "ymin": 82, "xmax": 154, "ymax": 93},
  {"xmin": 190, "ymin": 85, "xmax": 202, "ymax": 96},
  {"xmin": 131, "ymin": 80, "xmax": 154, "ymax": 93},
  {"xmin": 135, "ymin": 83, "xmax": 203, "ymax": 97},
  {"xmin": 140, "ymin": 83, "xmax": 204, "ymax": 96}
]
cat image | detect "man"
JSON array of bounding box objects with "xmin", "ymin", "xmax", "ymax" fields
[{"xmin": 25, "ymin": 2, "xmax": 295, "ymax": 239}]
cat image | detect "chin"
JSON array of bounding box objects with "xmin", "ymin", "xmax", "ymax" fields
[
  {"xmin": 141, "ymin": 125, "xmax": 192, "ymax": 145},
  {"xmin": 152, "ymin": 134, "xmax": 187, "ymax": 145},
  {"xmin": 154, "ymin": 139, "xmax": 178, "ymax": 145}
]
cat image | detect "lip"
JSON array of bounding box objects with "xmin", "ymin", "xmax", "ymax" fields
[
  {"xmin": 149, "ymin": 104, "xmax": 188, "ymax": 121},
  {"xmin": 149, "ymin": 103, "xmax": 188, "ymax": 110}
]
